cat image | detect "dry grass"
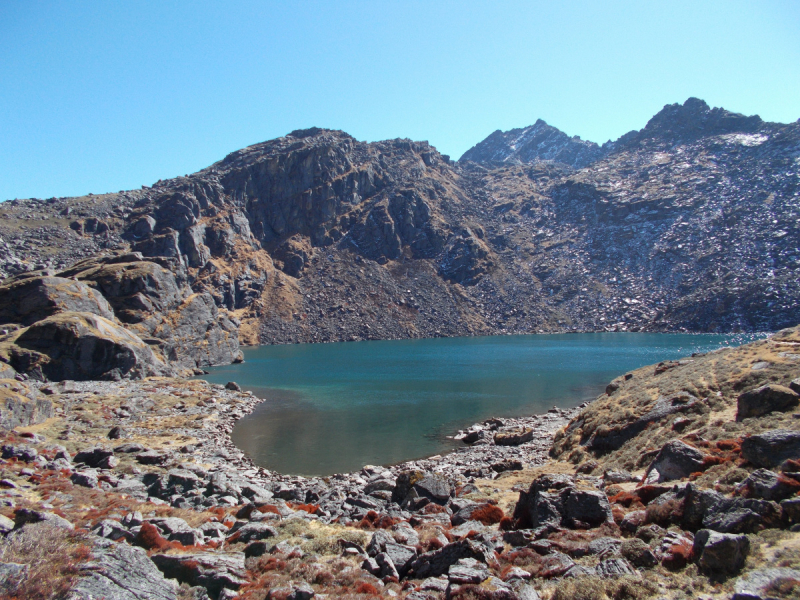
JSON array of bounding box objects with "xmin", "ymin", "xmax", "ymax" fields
[
  {"xmin": 0, "ymin": 523, "xmax": 91, "ymax": 600},
  {"xmin": 548, "ymin": 575, "xmax": 659, "ymax": 600}
]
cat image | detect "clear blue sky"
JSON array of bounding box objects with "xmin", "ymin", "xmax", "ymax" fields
[{"xmin": 1, "ymin": 1, "xmax": 798, "ymax": 201}]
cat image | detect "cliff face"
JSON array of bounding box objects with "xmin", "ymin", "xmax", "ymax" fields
[{"xmin": 0, "ymin": 98, "xmax": 798, "ymax": 356}]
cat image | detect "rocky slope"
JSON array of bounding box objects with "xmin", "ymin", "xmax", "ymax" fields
[{"xmin": 1, "ymin": 99, "xmax": 797, "ymax": 352}]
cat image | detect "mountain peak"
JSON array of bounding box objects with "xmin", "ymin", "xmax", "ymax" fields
[{"xmin": 459, "ymin": 120, "xmax": 602, "ymax": 168}]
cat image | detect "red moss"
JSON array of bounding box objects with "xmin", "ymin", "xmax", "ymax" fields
[
  {"xmin": 716, "ymin": 439, "xmax": 742, "ymax": 452},
  {"xmin": 134, "ymin": 522, "xmax": 172, "ymax": 551},
  {"xmin": 419, "ymin": 503, "xmax": 448, "ymax": 515},
  {"xmin": 257, "ymin": 505, "xmax": 281, "ymax": 515},
  {"xmin": 661, "ymin": 542, "xmax": 693, "ymax": 570},
  {"xmin": 355, "ymin": 582, "xmax": 380, "ymax": 595},
  {"xmin": 471, "ymin": 504, "xmax": 504, "ymax": 525},
  {"xmin": 498, "ymin": 516, "xmax": 514, "ymax": 531},
  {"xmin": 608, "ymin": 491, "xmax": 645, "ymax": 509},
  {"xmin": 611, "ymin": 506, "xmax": 626, "ymax": 524},
  {"xmin": 290, "ymin": 503, "xmax": 320, "ymax": 514},
  {"xmin": 635, "ymin": 485, "xmax": 671, "ymax": 505}
]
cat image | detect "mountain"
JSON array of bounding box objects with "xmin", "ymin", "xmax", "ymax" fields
[
  {"xmin": 459, "ymin": 119, "xmax": 604, "ymax": 168},
  {"xmin": 0, "ymin": 98, "xmax": 798, "ymax": 380}
]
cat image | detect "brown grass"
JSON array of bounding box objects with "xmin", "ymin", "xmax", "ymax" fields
[
  {"xmin": 550, "ymin": 576, "xmax": 659, "ymax": 600},
  {"xmin": 0, "ymin": 523, "xmax": 91, "ymax": 600}
]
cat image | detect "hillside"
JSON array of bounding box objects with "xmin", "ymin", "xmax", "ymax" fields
[{"xmin": 0, "ymin": 99, "xmax": 797, "ymax": 367}]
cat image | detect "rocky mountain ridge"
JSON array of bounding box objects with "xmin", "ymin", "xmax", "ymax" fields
[{"xmin": 0, "ymin": 98, "xmax": 797, "ymax": 376}]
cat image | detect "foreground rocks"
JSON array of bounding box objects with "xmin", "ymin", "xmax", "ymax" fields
[{"xmin": 0, "ymin": 327, "xmax": 799, "ymax": 599}]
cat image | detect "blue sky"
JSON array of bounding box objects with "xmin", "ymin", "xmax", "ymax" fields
[{"xmin": 1, "ymin": 1, "xmax": 798, "ymax": 201}]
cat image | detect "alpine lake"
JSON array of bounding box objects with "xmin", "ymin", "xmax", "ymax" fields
[{"xmin": 201, "ymin": 332, "xmax": 767, "ymax": 476}]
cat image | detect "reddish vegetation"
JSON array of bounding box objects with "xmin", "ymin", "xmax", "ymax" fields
[
  {"xmin": 498, "ymin": 516, "xmax": 514, "ymax": 531},
  {"xmin": 355, "ymin": 582, "xmax": 380, "ymax": 595},
  {"xmin": 134, "ymin": 521, "xmax": 173, "ymax": 552},
  {"xmin": 289, "ymin": 503, "xmax": 320, "ymax": 514},
  {"xmin": 661, "ymin": 541, "xmax": 693, "ymax": 570},
  {"xmin": 470, "ymin": 504, "xmax": 505, "ymax": 525},
  {"xmin": 608, "ymin": 491, "xmax": 645, "ymax": 509},
  {"xmin": 419, "ymin": 503, "xmax": 448, "ymax": 515},
  {"xmin": 358, "ymin": 510, "xmax": 396, "ymax": 530},
  {"xmin": 257, "ymin": 505, "xmax": 281, "ymax": 515}
]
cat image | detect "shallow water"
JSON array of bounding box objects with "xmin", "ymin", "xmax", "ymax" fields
[{"xmin": 201, "ymin": 332, "xmax": 766, "ymax": 476}]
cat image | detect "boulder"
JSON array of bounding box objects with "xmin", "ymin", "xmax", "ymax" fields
[
  {"xmin": 693, "ymin": 529, "xmax": 749, "ymax": 574},
  {"xmin": 733, "ymin": 568, "xmax": 800, "ymax": 600},
  {"xmin": 512, "ymin": 474, "xmax": 613, "ymax": 529},
  {"xmin": 1, "ymin": 312, "xmax": 173, "ymax": 381},
  {"xmin": 412, "ymin": 474, "xmax": 452, "ymax": 505},
  {"xmin": 737, "ymin": 384, "xmax": 800, "ymax": 421},
  {"xmin": 408, "ymin": 539, "xmax": 494, "ymax": 579},
  {"xmin": 70, "ymin": 538, "xmax": 180, "ymax": 600},
  {"xmin": 13, "ymin": 508, "xmax": 73, "ymax": 530},
  {"xmin": 645, "ymin": 440, "xmax": 706, "ymax": 482},
  {"xmin": 74, "ymin": 447, "xmax": 116, "ymax": 469},
  {"xmin": 494, "ymin": 428, "xmax": 534, "ymax": 446},
  {"xmin": 230, "ymin": 522, "xmax": 277, "ymax": 543},
  {"xmin": 620, "ymin": 538, "xmax": 658, "ymax": 568},
  {"xmin": 151, "ymin": 552, "xmax": 247, "ymax": 599},
  {"xmin": 588, "ymin": 392, "xmax": 701, "ymax": 453},
  {"xmin": 0, "ymin": 275, "xmax": 115, "ymax": 326},
  {"xmin": 742, "ymin": 429, "xmax": 800, "ymax": 468},
  {"xmin": 739, "ymin": 468, "xmax": 800, "ymax": 501},
  {"xmin": 0, "ymin": 562, "xmax": 28, "ymax": 596}
]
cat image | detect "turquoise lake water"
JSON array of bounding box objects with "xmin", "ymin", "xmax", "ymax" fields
[{"xmin": 201, "ymin": 332, "xmax": 766, "ymax": 476}]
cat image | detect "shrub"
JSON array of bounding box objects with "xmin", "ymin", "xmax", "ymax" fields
[{"xmin": 471, "ymin": 504, "xmax": 504, "ymax": 525}]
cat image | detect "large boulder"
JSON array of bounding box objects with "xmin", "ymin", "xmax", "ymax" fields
[
  {"xmin": 0, "ymin": 312, "xmax": 174, "ymax": 381},
  {"xmin": 151, "ymin": 552, "xmax": 247, "ymax": 599},
  {"xmin": 69, "ymin": 537, "xmax": 178, "ymax": 600},
  {"xmin": 693, "ymin": 530, "xmax": 749, "ymax": 574},
  {"xmin": 61, "ymin": 258, "xmax": 240, "ymax": 369},
  {"xmin": 512, "ymin": 473, "xmax": 613, "ymax": 529},
  {"xmin": 737, "ymin": 384, "xmax": 800, "ymax": 421},
  {"xmin": 733, "ymin": 568, "xmax": 800, "ymax": 600},
  {"xmin": 0, "ymin": 275, "xmax": 115, "ymax": 326},
  {"xmin": 645, "ymin": 440, "xmax": 706, "ymax": 482},
  {"xmin": 741, "ymin": 429, "xmax": 800, "ymax": 468}
]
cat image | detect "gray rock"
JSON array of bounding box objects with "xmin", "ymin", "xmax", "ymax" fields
[
  {"xmin": 68, "ymin": 537, "xmax": 177, "ymax": 600},
  {"xmin": 620, "ymin": 538, "xmax": 658, "ymax": 568},
  {"xmin": 408, "ymin": 539, "xmax": 494, "ymax": 579},
  {"xmin": 14, "ymin": 508, "xmax": 73, "ymax": 530},
  {"xmin": 646, "ymin": 440, "xmax": 705, "ymax": 482},
  {"xmin": 494, "ymin": 428, "xmax": 534, "ymax": 446},
  {"xmin": 71, "ymin": 470, "xmax": 100, "ymax": 488},
  {"xmin": 0, "ymin": 391, "xmax": 53, "ymax": 429},
  {"xmin": 739, "ymin": 468, "xmax": 799, "ymax": 501},
  {"xmin": 92, "ymin": 519, "xmax": 132, "ymax": 542},
  {"xmin": 0, "ymin": 275, "xmax": 115, "ymax": 326},
  {"xmin": 448, "ymin": 558, "xmax": 490, "ymax": 584},
  {"xmin": 742, "ymin": 430, "xmax": 800, "ymax": 468},
  {"xmin": 413, "ymin": 474, "xmax": 452, "ymax": 504},
  {"xmin": 151, "ymin": 552, "xmax": 247, "ymax": 599},
  {"xmin": 587, "ymin": 537, "xmax": 622, "ymax": 557},
  {"xmin": 376, "ymin": 552, "xmax": 399, "ymax": 580},
  {"xmin": 0, "ymin": 514, "xmax": 14, "ymax": 533},
  {"xmin": 540, "ymin": 551, "xmax": 575, "ymax": 577},
  {"xmin": 595, "ymin": 558, "xmax": 638, "ymax": 578},
  {"xmin": 737, "ymin": 384, "xmax": 800, "ymax": 421},
  {"xmin": 693, "ymin": 529, "xmax": 749, "ymax": 573},
  {"xmin": 383, "ymin": 541, "xmax": 417, "ymax": 576},
  {"xmin": 231, "ymin": 522, "xmax": 277, "ymax": 543},
  {"xmin": 733, "ymin": 568, "xmax": 800, "ymax": 600},
  {"xmin": 74, "ymin": 446, "xmax": 116, "ymax": 469}
]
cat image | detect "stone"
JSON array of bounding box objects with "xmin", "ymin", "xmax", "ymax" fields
[
  {"xmin": 0, "ymin": 384, "xmax": 53, "ymax": 429},
  {"xmin": 69, "ymin": 537, "xmax": 178, "ymax": 599},
  {"xmin": 493, "ymin": 428, "xmax": 534, "ymax": 446},
  {"xmin": 448, "ymin": 558, "xmax": 490, "ymax": 584},
  {"xmin": 539, "ymin": 552, "xmax": 575, "ymax": 578},
  {"xmin": 733, "ymin": 568, "xmax": 800, "ymax": 600},
  {"xmin": 739, "ymin": 468, "xmax": 800, "ymax": 501},
  {"xmin": 737, "ymin": 384, "xmax": 800, "ymax": 421},
  {"xmin": 413, "ymin": 474, "xmax": 452, "ymax": 504},
  {"xmin": 408, "ymin": 539, "xmax": 494, "ymax": 579},
  {"xmin": 0, "ymin": 515, "xmax": 14, "ymax": 533},
  {"xmin": 620, "ymin": 538, "xmax": 658, "ymax": 568},
  {"xmin": 151, "ymin": 552, "xmax": 247, "ymax": 599},
  {"xmin": 587, "ymin": 537, "xmax": 622, "ymax": 557},
  {"xmin": 646, "ymin": 440, "xmax": 706, "ymax": 482},
  {"xmin": 693, "ymin": 529, "xmax": 749, "ymax": 573},
  {"xmin": 14, "ymin": 508, "xmax": 73, "ymax": 530},
  {"xmin": 74, "ymin": 446, "xmax": 116, "ymax": 469},
  {"xmin": 563, "ymin": 488, "xmax": 614, "ymax": 527},
  {"xmin": 230, "ymin": 522, "xmax": 277, "ymax": 543},
  {"xmin": 742, "ymin": 430, "xmax": 800, "ymax": 468},
  {"xmin": 92, "ymin": 519, "xmax": 132, "ymax": 542},
  {"xmin": 376, "ymin": 552, "xmax": 399, "ymax": 581},
  {"xmin": 595, "ymin": 558, "xmax": 638, "ymax": 578}
]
